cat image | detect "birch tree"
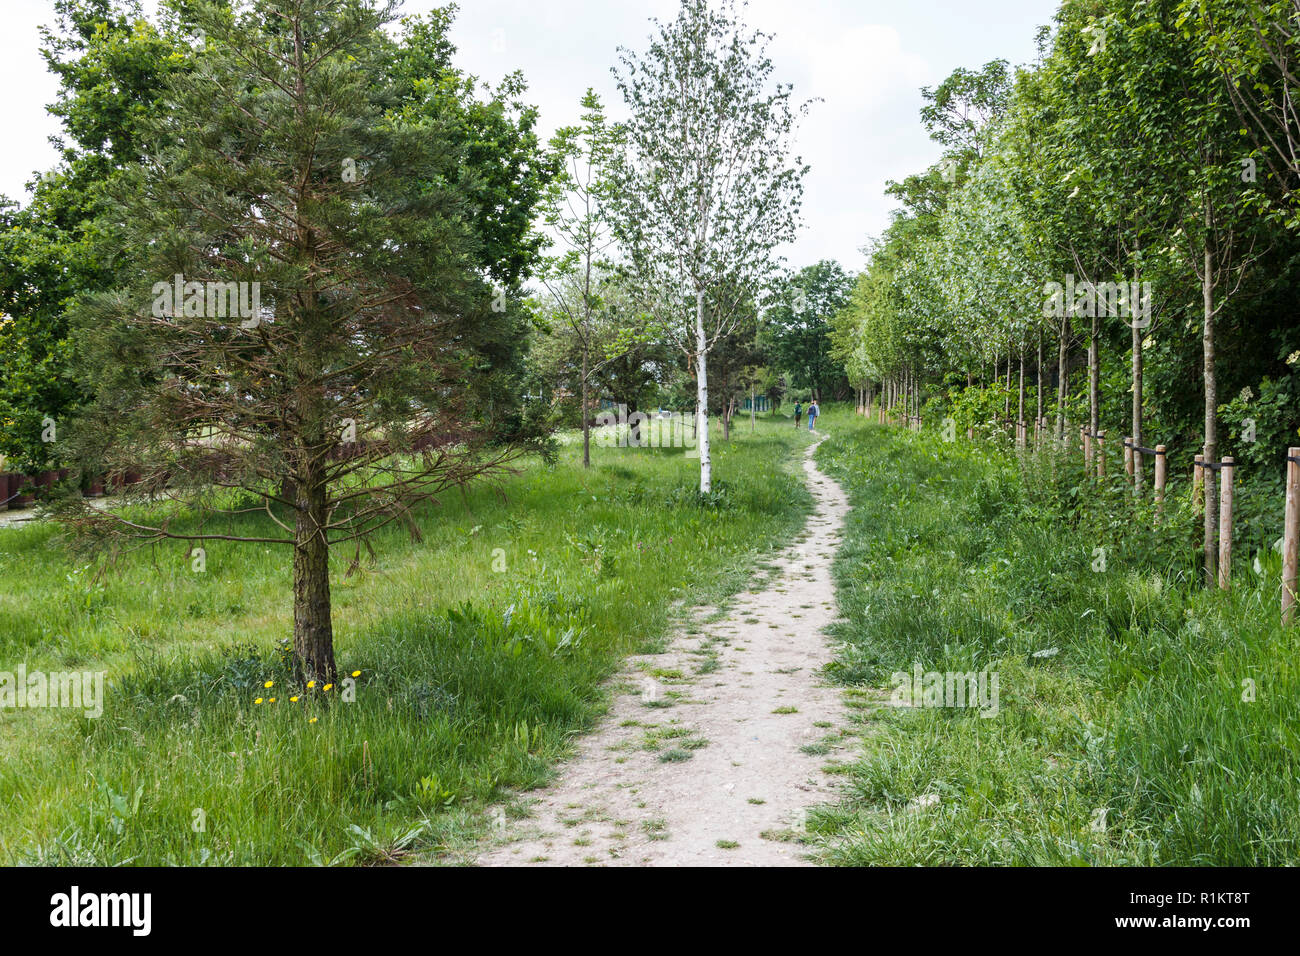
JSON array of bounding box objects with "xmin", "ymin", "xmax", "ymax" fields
[{"xmin": 609, "ymin": 0, "xmax": 808, "ymax": 492}]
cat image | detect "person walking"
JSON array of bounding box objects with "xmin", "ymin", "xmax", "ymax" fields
[
  {"xmin": 807, "ymin": 400, "xmax": 819, "ymax": 432},
  {"xmin": 793, "ymin": 401, "xmax": 802, "ymax": 428}
]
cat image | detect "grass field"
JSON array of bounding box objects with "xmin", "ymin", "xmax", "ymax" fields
[
  {"xmin": 0, "ymin": 414, "xmax": 813, "ymax": 865},
  {"xmin": 812, "ymin": 409, "xmax": 1300, "ymax": 865}
]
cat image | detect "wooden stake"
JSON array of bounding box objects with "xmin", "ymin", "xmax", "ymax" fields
[
  {"xmin": 1124, "ymin": 438, "xmax": 1134, "ymax": 482},
  {"xmin": 1284, "ymin": 447, "xmax": 1299, "ymax": 625},
  {"xmin": 1218, "ymin": 458, "xmax": 1234, "ymax": 590},
  {"xmin": 1083, "ymin": 428, "xmax": 1092, "ymax": 468},
  {"xmin": 1096, "ymin": 431, "xmax": 1106, "ymax": 479},
  {"xmin": 1193, "ymin": 454, "xmax": 1204, "ymax": 507}
]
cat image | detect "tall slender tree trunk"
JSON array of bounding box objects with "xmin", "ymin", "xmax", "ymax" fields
[
  {"xmin": 1131, "ymin": 308, "xmax": 1144, "ymax": 491},
  {"xmin": 1036, "ymin": 333, "xmax": 1043, "ymax": 436},
  {"xmin": 292, "ymin": 465, "xmax": 336, "ymax": 684},
  {"xmin": 1089, "ymin": 312, "xmax": 1099, "ymax": 456},
  {"xmin": 695, "ymin": 288, "xmax": 712, "ymax": 493},
  {"xmin": 1004, "ymin": 354, "xmax": 1012, "ymax": 420},
  {"xmin": 1018, "ymin": 349, "xmax": 1025, "ymax": 441},
  {"xmin": 1056, "ymin": 315, "xmax": 1069, "ymax": 439},
  {"xmin": 1202, "ymin": 228, "xmax": 1218, "ymax": 585},
  {"xmin": 581, "ymin": 347, "xmax": 591, "ymax": 468}
]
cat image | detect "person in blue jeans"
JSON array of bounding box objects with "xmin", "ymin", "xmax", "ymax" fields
[{"xmin": 807, "ymin": 400, "xmax": 819, "ymax": 431}]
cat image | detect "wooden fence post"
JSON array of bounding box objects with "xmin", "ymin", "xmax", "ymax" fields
[
  {"xmin": 1218, "ymin": 458, "xmax": 1234, "ymax": 590},
  {"xmin": 1284, "ymin": 447, "xmax": 1299, "ymax": 625},
  {"xmin": 1124, "ymin": 438, "xmax": 1134, "ymax": 484},
  {"xmin": 1193, "ymin": 454, "xmax": 1204, "ymax": 507},
  {"xmin": 1096, "ymin": 431, "xmax": 1106, "ymax": 479}
]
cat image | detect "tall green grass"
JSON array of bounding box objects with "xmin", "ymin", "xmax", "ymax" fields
[
  {"xmin": 0, "ymin": 416, "xmax": 812, "ymax": 864},
  {"xmin": 812, "ymin": 406, "xmax": 1300, "ymax": 865}
]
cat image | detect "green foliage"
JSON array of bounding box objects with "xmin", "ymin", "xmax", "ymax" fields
[
  {"xmin": 0, "ymin": 0, "xmax": 192, "ymax": 470},
  {"xmin": 765, "ymin": 260, "xmax": 853, "ymax": 397},
  {"xmin": 836, "ymin": 0, "xmax": 1300, "ymax": 495}
]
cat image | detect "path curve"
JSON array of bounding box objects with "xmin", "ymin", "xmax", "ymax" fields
[{"xmin": 474, "ymin": 435, "xmax": 850, "ymax": 866}]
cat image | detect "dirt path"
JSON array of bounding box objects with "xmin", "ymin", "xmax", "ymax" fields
[{"xmin": 474, "ymin": 434, "xmax": 850, "ymax": 866}]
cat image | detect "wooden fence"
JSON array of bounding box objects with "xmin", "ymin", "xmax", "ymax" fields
[{"xmin": 867, "ymin": 410, "xmax": 1300, "ymax": 627}]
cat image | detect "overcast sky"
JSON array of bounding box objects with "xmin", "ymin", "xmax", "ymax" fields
[{"xmin": 1, "ymin": 0, "xmax": 1058, "ymax": 273}]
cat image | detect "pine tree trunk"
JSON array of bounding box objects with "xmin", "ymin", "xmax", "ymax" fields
[
  {"xmin": 695, "ymin": 288, "xmax": 712, "ymax": 494},
  {"xmin": 292, "ymin": 466, "xmax": 336, "ymax": 683}
]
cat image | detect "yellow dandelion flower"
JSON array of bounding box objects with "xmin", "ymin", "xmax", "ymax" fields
[
  {"xmin": 268, "ymin": 697, "xmax": 277, "ymax": 703},
  {"xmin": 351, "ymin": 670, "xmax": 361, "ymax": 678},
  {"xmin": 307, "ymin": 681, "xmax": 316, "ymax": 688},
  {"xmin": 323, "ymin": 683, "xmax": 333, "ymax": 692},
  {"xmin": 263, "ymin": 680, "xmax": 274, "ymax": 688},
  {"xmin": 254, "ymin": 698, "xmax": 263, "ymax": 705},
  {"xmin": 290, "ymin": 696, "xmax": 299, "ymax": 702},
  {"xmin": 308, "ymin": 717, "xmax": 318, "ymax": 724}
]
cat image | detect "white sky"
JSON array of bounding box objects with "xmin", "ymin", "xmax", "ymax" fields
[{"xmin": 1, "ymin": 0, "xmax": 1057, "ymax": 273}]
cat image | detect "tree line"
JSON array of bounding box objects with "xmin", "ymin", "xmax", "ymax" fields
[{"xmin": 831, "ymin": 0, "xmax": 1300, "ymax": 584}]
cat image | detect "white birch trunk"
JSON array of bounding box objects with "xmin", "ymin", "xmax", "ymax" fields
[{"xmin": 695, "ymin": 288, "xmax": 712, "ymax": 493}]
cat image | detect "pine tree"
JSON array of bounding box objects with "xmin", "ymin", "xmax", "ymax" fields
[{"xmin": 67, "ymin": 0, "xmax": 542, "ymax": 680}]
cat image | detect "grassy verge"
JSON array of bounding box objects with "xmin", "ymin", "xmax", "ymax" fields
[
  {"xmin": 0, "ymin": 415, "xmax": 812, "ymax": 865},
  {"xmin": 812, "ymin": 408, "xmax": 1300, "ymax": 865}
]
